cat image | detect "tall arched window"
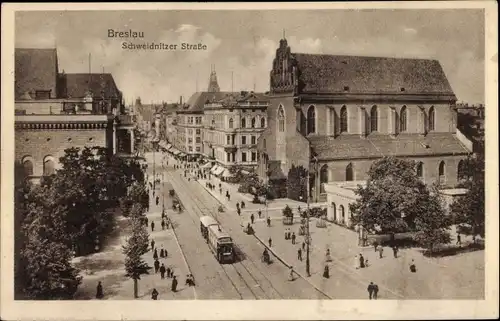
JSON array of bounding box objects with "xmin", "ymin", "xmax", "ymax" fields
[
  {"xmin": 416, "ymin": 162, "xmax": 424, "ymax": 178},
  {"xmin": 438, "ymin": 160, "xmax": 446, "ymax": 183},
  {"xmin": 241, "ymin": 117, "xmax": 246, "ymax": 128},
  {"xmin": 307, "ymin": 105, "xmax": 316, "ymax": 135},
  {"xmin": 22, "ymin": 157, "xmax": 34, "ymax": 176},
  {"xmin": 251, "ymin": 117, "xmax": 256, "ymax": 128},
  {"xmin": 399, "ymin": 106, "xmax": 407, "ymax": 132},
  {"xmin": 370, "ymin": 105, "xmax": 378, "ymax": 132},
  {"xmin": 428, "ymin": 106, "xmax": 435, "ymax": 131},
  {"xmin": 457, "ymin": 159, "xmax": 465, "ymax": 180},
  {"xmin": 331, "ymin": 202, "xmax": 337, "ymax": 222},
  {"xmin": 346, "ymin": 163, "xmax": 354, "ymax": 181},
  {"xmin": 263, "ymin": 139, "xmax": 267, "ymax": 149},
  {"xmin": 260, "ymin": 117, "xmax": 266, "ymax": 128},
  {"xmin": 320, "ymin": 164, "xmax": 328, "ymax": 193},
  {"xmin": 339, "ymin": 205, "xmax": 345, "ymax": 224},
  {"xmin": 228, "ymin": 118, "xmax": 234, "ymax": 129},
  {"xmin": 43, "ymin": 156, "xmax": 55, "ymax": 176},
  {"xmin": 340, "ymin": 106, "xmax": 348, "ymax": 133},
  {"xmin": 277, "ymin": 105, "xmax": 285, "ymax": 132}
]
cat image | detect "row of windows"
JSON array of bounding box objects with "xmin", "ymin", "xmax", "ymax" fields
[
  {"xmin": 21, "ymin": 155, "xmax": 56, "ymax": 177},
  {"xmin": 187, "ymin": 116, "xmax": 203, "ymax": 124},
  {"xmin": 226, "ymin": 151, "xmax": 257, "ymax": 162},
  {"xmin": 282, "ymin": 105, "xmax": 438, "ymax": 135},
  {"xmin": 318, "ymin": 159, "xmax": 466, "ymax": 193},
  {"xmin": 228, "ymin": 117, "xmax": 266, "ymax": 129}
]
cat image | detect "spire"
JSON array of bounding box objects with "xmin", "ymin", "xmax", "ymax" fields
[{"xmin": 207, "ymin": 65, "xmax": 220, "ymax": 92}]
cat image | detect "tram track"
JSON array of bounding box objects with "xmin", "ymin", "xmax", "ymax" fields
[{"xmin": 168, "ymin": 170, "xmax": 284, "ymax": 299}]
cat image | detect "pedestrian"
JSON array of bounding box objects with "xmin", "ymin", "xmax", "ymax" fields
[
  {"xmin": 151, "ymin": 288, "xmax": 159, "ymax": 300},
  {"xmin": 154, "ymin": 259, "xmax": 160, "ymax": 273},
  {"xmin": 302, "ymin": 242, "xmax": 306, "ymax": 251},
  {"xmin": 95, "ymin": 281, "xmax": 104, "ymax": 299},
  {"xmin": 164, "ymin": 248, "xmax": 168, "ymax": 258},
  {"xmin": 409, "ymin": 259, "xmax": 417, "ymax": 273},
  {"xmin": 258, "ymin": 210, "xmax": 262, "ymax": 219},
  {"xmin": 367, "ymin": 282, "xmax": 375, "ymax": 300},
  {"xmin": 456, "ymin": 233, "xmax": 462, "ymax": 247},
  {"xmin": 365, "ymin": 259, "xmax": 370, "ymax": 267},
  {"xmin": 161, "ymin": 210, "xmax": 166, "ymax": 219},
  {"xmin": 373, "ymin": 241, "xmax": 378, "ymax": 252},
  {"xmin": 161, "ymin": 219, "xmax": 165, "ymax": 230},
  {"xmin": 241, "ymin": 201, "xmax": 246, "ymax": 209},
  {"xmin": 267, "ymin": 217, "xmax": 271, "ymax": 227},
  {"xmin": 323, "ymin": 265, "xmax": 330, "ymax": 279},
  {"xmin": 166, "ymin": 267, "xmax": 172, "ymax": 278},
  {"xmin": 373, "ymin": 283, "xmax": 379, "ymax": 299},
  {"xmin": 354, "ymin": 255, "xmax": 359, "ymax": 269},
  {"xmin": 160, "ymin": 263, "xmax": 166, "ymax": 279},
  {"xmin": 227, "ymin": 193, "xmax": 231, "ymax": 201},
  {"xmin": 151, "ymin": 239, "xmax": 155, "ymax": 251},
  {"xmin": 288, "ymin": 267, "xmax": 295, "ymax": 281},
  {"xmin": 171, "ymin": 276, "xmax": 178, "ymax": 292},
  {"xmin": 268, "ymin": 237, "xmax": 272, "ymax": 247},
  {"xmin": 237, "ymin": 208, "xmax": 241, "ymax": 216},
  {"xmin": 156, "ymin": 196, "xmax": 159, "ymax": 206},
  {"xmin": 219, "ymin": 188, "xmax": 222, "ymax": 195},
  {"xmin": 250, "ymin": 213, "xmax": 255, "ymax": 224},
  {"xmin": 153, "ymin": 248, "xmax": 158, "ymax": 260},
  {"xmin": 236, "ymin": 202, "xmax": 240, "ymax": 209},
  {"xmin": 145, "ymin": 216, "xmax": 149, "ymax": 227},
  {"xmin": 291, "ymin": 232, "xmax": 296, "ymax": 245},
  {"xmin": 160, "ymin": 247, "xmax": 165, "ymax": 258},
  {"xmin": 392, "ymin": 246, "xmax": 398, "ymax": 258},
  {"xmin": 151, "ymin": 221, "xmax": 155, "ymax": 232},
  {"xmin": 378, "ymin": 246, "xmax": 384, "ymax": 259},
  {"xmin": 298, "ymin": 248, "xmax": 302, "ymax": 261},
  {"xmin": 359, "ymin": 253, "xmax": 365, "ymax": 268},
  {"xmin": 325, "ymin": 248, "xmax": 332, "ymax": 262}
]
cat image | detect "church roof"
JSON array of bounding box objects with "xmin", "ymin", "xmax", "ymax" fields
[
  {"xmin": 293, "ymin": 53, "xmax": 456, "ymax": 97},
  {"xmin": 15, "ymin": 48, "xmax": 58, "ymax": 99},
  {"xmin": 63, "ymin": 73, "xmax": 121, "ymax": 99},
  {"xmin": 309, "ymin": 132, "xmax": 470, "ymax": 160},
  {"xmin": 182, "ymin": 91, "xmax": 235, "ymax": 112}
]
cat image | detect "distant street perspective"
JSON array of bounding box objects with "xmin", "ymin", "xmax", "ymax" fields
[{"xmin": 13, "ymin": 9, "xmax": 486, "ymax": 302}]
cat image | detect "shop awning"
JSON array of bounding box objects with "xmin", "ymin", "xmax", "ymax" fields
[
  {"xmin": 159, "ymin": 141, "xmax": 169, "ymax": 149},
  {"xmin": 179, "ymin": 153, "xmax": 186, "ymax": 157},
  {"xmin": 172, "ymin": 150, "xmax": 180, "ymax": 155},
  {"xmin": 222, "ymin": 169, "xmax": 234, "ymax": 178},
  {"xmin": 166, "ymin": 143, "xmax": 172, "ymax": 149},
  {"xmin": 210, "ymin": 165, "xmax": 219, "ymax": 174},
  {"xmin": 202, "ymin": 162, "xmax": 212, "ymax": 169},
  {"xmin": 241, "ymin": 170, "xmax": 250, "ymax": 175},
  {"xmin": 214, "ymin": 166, "xmax": 225, "ymax": 176}
]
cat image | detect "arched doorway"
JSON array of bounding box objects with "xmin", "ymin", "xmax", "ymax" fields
[
  {"xmin": 330, "ymin": 202, "xmax": 337, "ymax": 222},
  {"xmin": 339, "ymin": 205, "xmax": 345, "ymax": 224}
]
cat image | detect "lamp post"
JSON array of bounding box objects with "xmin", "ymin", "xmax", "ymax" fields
[{"xmin": 305, "ymin": 170, "xmax": 311, "ymax": 277}]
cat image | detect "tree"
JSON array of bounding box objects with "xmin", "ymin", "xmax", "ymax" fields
[
  {"xmin": 123, "ymin": 204, "xmax": 150, "ymax": 298},
  {"xmin": 287, "ymin": 165, "xmax": 307, "ymax": 202},
  {"xmin": 451, "ymin": 154, "xmax": 485, "ymax": 242},
  {"xmin": 350, "ymin": 157, "xmax": 448, "ymax": 237},
  {"xmin": 19, "ymin": 184, "xmax": 81, "ymax": 299}
]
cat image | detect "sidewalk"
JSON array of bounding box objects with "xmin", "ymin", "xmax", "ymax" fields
[{"xmin": 251, "ymin": 218, "xmax": 485, "ymax": 299}]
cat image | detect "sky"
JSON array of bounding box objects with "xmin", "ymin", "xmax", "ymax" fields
[{"xmin": 15, "ymin": 9, "xmax": 485, "ymax": 105}]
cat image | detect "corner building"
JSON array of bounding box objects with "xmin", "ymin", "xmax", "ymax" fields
[{"xmin": 257, "ymin": 38, "xmax": 472, "ymax": 204}]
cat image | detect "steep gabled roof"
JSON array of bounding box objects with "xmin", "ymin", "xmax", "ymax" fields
[
  {"xmin": 183, "ymin": 91, "xmax": 235, "ymax": 112},
  {"xmin": 15, "ymin": 48, "xmax": 58, "ymax": 99},
  {"xmin": 63, "ymin": 73, "xmax": 120, "ymax": 99},
  {"xmin": 293, "ymin": 53, "xmax": 456, "ymax": 97}
]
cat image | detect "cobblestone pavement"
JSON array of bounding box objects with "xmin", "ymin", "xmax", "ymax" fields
[{"xmin": 164, "ymin": 163, "xmax": 330, "ymax": 299}]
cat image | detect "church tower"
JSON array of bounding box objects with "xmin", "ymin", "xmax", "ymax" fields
[{"xmin": 207, "ymin": 64, "xmax": 220, "ymax": 92}]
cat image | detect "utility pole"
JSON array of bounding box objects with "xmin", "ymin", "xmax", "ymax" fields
[{"xmin": 305, "ymin": 165, "xmax": 311, "ymax": 277}]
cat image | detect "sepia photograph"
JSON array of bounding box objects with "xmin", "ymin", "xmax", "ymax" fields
[{"xmin": 1, "ymin": 2, "xmax": 498, "ymax": 320}]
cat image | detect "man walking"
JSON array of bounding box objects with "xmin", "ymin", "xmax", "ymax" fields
[
  {"xmin": 456, "ymin": 233, "xmax": 462, "ymax": 247},
  {"xmin": 95, "ymin": 281, "xmax": 104, "ymax": 299},
  {"xmin": 258, "ymin": 210, "xmax": 262, "ymax": 219},
  {"xmin": 378, "ymin": 246, "xmax": 384, "ymax": 259},
  {"xmin": 250, "ymin": 213, "xmax": 255, "ymax": 224},
  {"xmin": 291, "ymin": 232, "xmax": 296, "ymax": 245},
  {"xmin": 297, "ymin": 248, "xmax": 302, "ymax": 261},
  {"xmin": 373, "ymin": 283, "xmax": 379, "ymax": 300},
  {"xmin": 171, "ymin": 276, "xmax": 178, "ymax": 292},
  {"xmin": 151, "ymin": 239, "xmax": 155, "ymax": 251},
  {"xmin": 151, "ymin": 288, "xmax": 159, "ymax": 300},
  {"xmin": 160, "ymin": 263, "xmax": 166, "ymax": 279},
  {"xmin": 151, "ymin": 221, "xmax": 155, "ymax": 232},
  {"xmin": 392, "ymin": 246, "xmax": 398, "ymax": 258},
  {"xmin": 161, "ymin": 219, "xmax": 166, "ymax": 230},
  {"xmin": 367, "ymin": 282, "xmax": 375, "ymax": 300},
  {"xmin": 154, "ymin": 259, "xmax": 160, "ymax": 273},
  {"xmin": 268, "ymin": 237, "xmax": 272, "ymax": 247},
  {"xmin": 267, "ymin": 217, "xmax": 271, "ymax": 227}
]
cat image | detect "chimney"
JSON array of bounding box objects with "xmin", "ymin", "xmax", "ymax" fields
[{"xmin": 180, "ymin": 96, "xmax": 183, "ymax": 105}]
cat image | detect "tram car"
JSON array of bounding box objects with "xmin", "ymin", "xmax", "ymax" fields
[{"xmin": 199, "ymin": 216, "xmax": 235, "ymax": 263}]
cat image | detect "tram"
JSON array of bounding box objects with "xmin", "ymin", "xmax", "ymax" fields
[{"xmin": 199, "ymin": 216, "xmax": 235, "ymax": 263}]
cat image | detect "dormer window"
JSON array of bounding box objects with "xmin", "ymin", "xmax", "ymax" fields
[
  {"xmin": 400, "ymin": 87, "xmax": 405, "ymax": 92},
  {"xmin": 343, "ymin": 86, "xmax": 350, "ymax": 92}
]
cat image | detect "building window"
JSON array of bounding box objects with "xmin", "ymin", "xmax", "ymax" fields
[
  {"xmin": 263, "ymin": 139, "xmax": 267, "ymax": 149},
  {"xmin": 428, "ymin": 106, "xmax": 435, "ymax": 131},
  {"xmin": 340, "ymin": 106, "xmax": 348, "ymax": 133},
  {"xmin": 339, "ymin": 205, "xmax": 345, "ymax": 224},
  {"xmin": 196, "ymin": 146, "xmax": 201, "ymax": 152},
  {"xmin": 196, "ymin": 129, "xmax": 201, "ymax": 135},
  {"xmin": 320, "ymin": 164, "xmax": 328, "ymax": 193},
  {"xmin": 251, "ymin": 117, "xmax": 256, "ymax": 128},
  {"xmin": 438, "ymin": 160, "xmax": 446, "ymax": 183},
  {"xmin": 211, "ymin": 119, "xmax": 215, "ymax": 126},
  {"xmin": 261, "ymin": 117, "xmax": 266, "ymax": 128},
  {"xmin": 457, "ymin": 160, "xmax": 466, "ymax": 181},
  {"xmin": 35, "ymin": 90, "xmax": 51, "ymax": 99},
  {"xmin": 43, "ymin": 156, "xmax": 55, "ymax": 176},
  {"xmin": 242, "ymin": 152, "xmax": 247, "ymax": 162},
  {"xmin": 241, "ymin": 117, "xmax": 246, "ymax": 128},
  {"xmin": 227, "ymin": 153, "xmax": 231, "ymax": 162},
  {"xmin": 346, "ymin": 163, "xmax": 354, "ymax": 181},
  {"xmin": 22, "ymin": 158, "xmax": 34, "ymax": 176},
  {"xmin": 195, "ymin": 137, "xmax": 201, "ymax": 144},
  {"xmin": 241, "ymin": 136, "xmax": 247, "ymax": 145},
  {"xmin": 330, "ymin": 202, "xmax": 337, "ymax": 222},
  {"xmin": 188, "ymin": 138, "xmax": 193, "ymax": 144},
  {"xmin": 229, "ymin": 118, "xmax": 234, "ymax": 129},
  {"xmin": 188, "ymin": 146, "xmax": 193, "ymax": 152},
  {"xmin": 370, "ymin": 105, "xmax": 378, "ymax": 132},
  {"xmin": 399, "ymin": 106, "xmax": 407, "ymax": 132},
  {"xmin": 306, "ymin": 105, "xmax": 316, "ymax": 135},
  {"xmin": 251, "ymin": 152, "xmax": 257, "ymax": 162},
  {"xmin": 226, "ymin": 135, "xmax": 231, "ymax": 145},
  {"xmin": 251, "ymin": 136, "xmax": 256, "ymax": 145},
  {"xmin": 278, "ymin": 105, "xmax": 285, "ymax": 132},
  {"xmin": 416, "ymin": 162, "xmax": 423, "ymax": 178}
]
